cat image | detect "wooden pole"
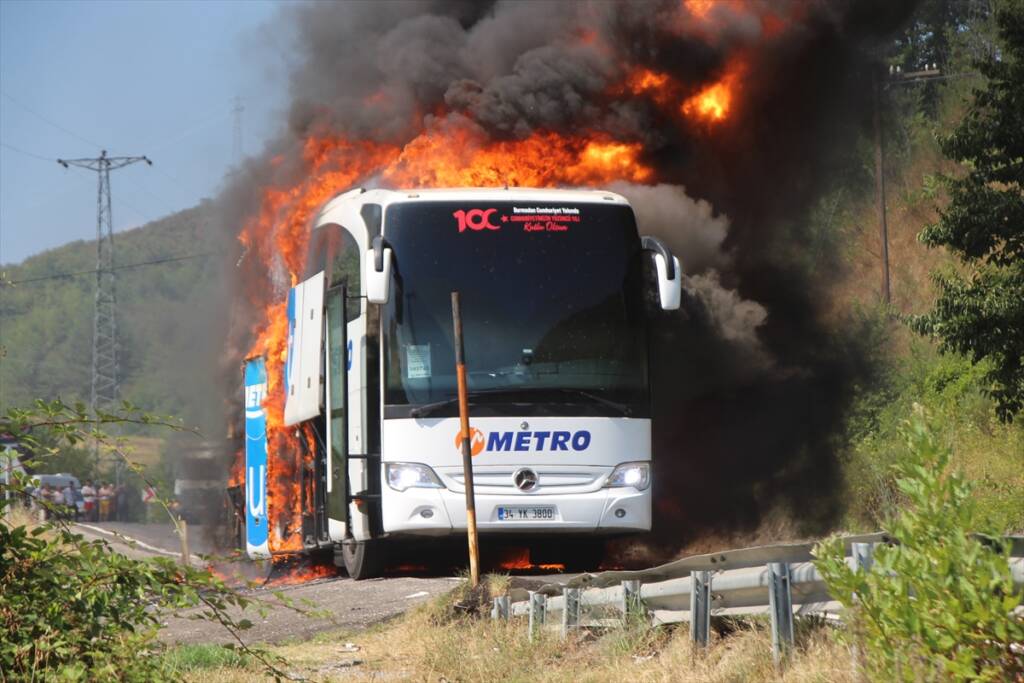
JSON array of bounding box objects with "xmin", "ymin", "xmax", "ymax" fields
[
  {"xmin": 178, "ymin": 517, "xmax": 190, "ymax": 567},
  {"xmin": 873, "ymin": 71, "xmax": 892, "ymax": 305},
  {"xmin": 452, "ymin": 291, "xmax": 480, "ymax": 588},
  {"xmin": 4, "ymin": 451, "xmax": 11, "ymax": 505}
]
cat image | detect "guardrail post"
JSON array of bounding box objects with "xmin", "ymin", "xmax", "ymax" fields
[
  {"xmin": 853, "ymin": 542, "xmax": 874, "ymax": 572},
  {"xmin": 562, "ymin": 587, "xmax": 581, "ymax": 639},
  {"xmin": 768, "ymin": 562, "xmax": 794, "ymax": 666},
  {"xmin": 851, "ymin": 543, "xmax": 874, "ymax": 677},
  {"xmin": 621, "ymin": 579, "xmax": 642, "ymax": 623},
  {"xmin": 497, "ymin": 595, "xmax": 510, "ymax": 620},
  {"xmin": 690, "ymin": 570, "xmax": 712, "ymax": 647},
  {"xmin": 492, "ymin": 595, "xmax": 510, "ymax": 621},
  {"xmin": 528, "ymin": 592, "xmax": 547, "ymax": 641}
]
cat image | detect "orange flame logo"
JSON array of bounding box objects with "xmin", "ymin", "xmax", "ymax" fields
[{"xmin": 454, "ymin": 428, "xmax": 486, "ymax": 457}]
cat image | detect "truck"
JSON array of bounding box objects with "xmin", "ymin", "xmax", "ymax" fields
[
  {"xmin": 243, "ymin": 187, "xmax": 681, "ymax": 578},
  {"xmin": 171, "ymin": 440, "xmax": 230, "ymax": 525}
]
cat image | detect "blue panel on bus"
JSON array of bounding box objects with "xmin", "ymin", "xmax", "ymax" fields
[{"xmin": 244, "ymin": 357, "xmax": 269, "ymax": 558}]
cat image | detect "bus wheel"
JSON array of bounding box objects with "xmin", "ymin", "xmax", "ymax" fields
[{"xmin": 339, "ymin": 539, "xmax": 386, "ymax": 580}]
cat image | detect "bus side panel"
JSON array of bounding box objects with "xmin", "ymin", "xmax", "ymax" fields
[
  {"xmin": 244, "ymin": 358, "xmax": 270, "ymax": 559},
  {"xmin": 284, "ymin": 272, "xmax": 325, "ymax": 426}
]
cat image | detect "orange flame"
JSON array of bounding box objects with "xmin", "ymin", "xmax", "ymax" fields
[
  {"xmin": 239, "ymin": 138, "xmax": 398, "ymax": 554},
  {"xmin": 682, "ymin": 57, "xmax": 746, "ymax": 124},
  {"xmin": 381, "ymin": 127, "xmax": 651, "ymax": 188},
  {"xmin": 627, "ymin": 68, "xmax": 670, "ymax": 95},
  {"xmin": 227, "ymin": 448, "xmax": 243, "ymax": 488},
  {"xmin": 684, "ymin": 0, "xmax": 716, "ymax": 19},
  {"xmin": 683, "ymin": 80, "xmax": 732, "ymax": 121},
  {"xmin": 266, "ymin": 559, "xmax": 338, "ymax": 587},
  {"xmin": 497, "ymin": 547, "xmax": 566, "ymax": 572}
]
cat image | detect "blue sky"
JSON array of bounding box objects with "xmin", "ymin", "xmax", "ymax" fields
[{"xmin": 0, "ymin": 0, "xmax": 288, "ymax": 264}]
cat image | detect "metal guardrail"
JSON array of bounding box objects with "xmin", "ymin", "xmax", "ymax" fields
[{"xmin": 492, "ymin": 535, "xmax": 1024, "ymax": 665}]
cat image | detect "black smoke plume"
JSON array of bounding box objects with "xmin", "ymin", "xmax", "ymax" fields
[{"xmin": 220, "ymin": 0, "xmax": 918, "ymax": 559}]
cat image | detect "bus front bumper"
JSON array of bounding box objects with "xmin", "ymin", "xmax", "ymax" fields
[{"xmin": 380, "ymin": 486, "xmax": 651, "ymax": 536}]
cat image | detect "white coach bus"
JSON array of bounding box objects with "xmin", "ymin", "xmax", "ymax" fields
[{"xmin": 244, "ymin": 187, "xmax": 681, "ymax": 578}]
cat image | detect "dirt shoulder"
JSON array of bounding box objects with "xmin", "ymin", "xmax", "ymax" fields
[
  {"xmin": 73, "ymin": 522, "xmax": 459, "ymax": 645},
  {"xmin": 162, "ymin": 574, "xmax": 458, "ymax": 645}
]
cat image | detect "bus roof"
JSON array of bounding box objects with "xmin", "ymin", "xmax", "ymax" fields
[{"xmin": 319, "ymin": 186, "xmax": 631, "ymax": 218}]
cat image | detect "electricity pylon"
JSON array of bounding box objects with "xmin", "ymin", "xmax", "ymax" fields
[{"xmin": 58, "ymin": 150, "xmax": 152, "ymax": 417}]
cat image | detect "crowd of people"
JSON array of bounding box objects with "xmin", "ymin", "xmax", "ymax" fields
[{"xmin": 30, "ymin": 480, "xmax": 128, "ymax": 522}]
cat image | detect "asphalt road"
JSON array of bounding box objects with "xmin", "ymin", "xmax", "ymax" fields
[{"xmin": 73, "ymin": 522, "xmax": 556, "ymax": 645}]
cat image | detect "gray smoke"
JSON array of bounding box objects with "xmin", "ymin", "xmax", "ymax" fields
[
  {"xmin": 610, "ymin": 182, "xmax": 731, "ymax": 273},
  {"xmin": 609, "ymin": 181, "xmax": 771, "ymax": 373}
]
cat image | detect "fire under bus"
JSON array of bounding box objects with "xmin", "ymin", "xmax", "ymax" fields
[{"xmin": 243, "ymin": 188, "xmax": 681, "ymax": 579}]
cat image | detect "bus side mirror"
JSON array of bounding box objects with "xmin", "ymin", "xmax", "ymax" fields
[
  {"xmin": 641, "ymin": 236, "xmax": 681, "ymax": 311},
  {"xmin": 365, "ymin": 235, "xmax": 392, "ymax": 304}
]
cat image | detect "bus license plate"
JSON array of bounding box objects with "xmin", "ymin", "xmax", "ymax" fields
[{"xmin": 497, "ymin": 506, "xmax": 555, "ymax": 521}]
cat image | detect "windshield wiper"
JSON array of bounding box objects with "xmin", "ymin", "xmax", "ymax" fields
[
  {"xmin": 408, "ymin": 387, "xmax": 632, "ymax": 418},
  {"xmin": 551, "ymin": 388, "xmax": 632, "ymax": 417},
  {"xmin": 408, "ymin": 396, "xmax": 461, "ymax": 418},
  {"xmin": 408, "ymin": 389, "xmax": 506, "ymax": 418}
]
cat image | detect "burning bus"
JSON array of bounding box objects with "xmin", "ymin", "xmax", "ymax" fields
[{"xmin": 244, "ymin": 187, "xmax": 680, "ymax": 578}]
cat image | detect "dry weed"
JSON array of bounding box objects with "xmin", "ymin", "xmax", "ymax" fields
[{"xmin": 184, "ymin": 590, "xmax": 858, "ymax": 682}]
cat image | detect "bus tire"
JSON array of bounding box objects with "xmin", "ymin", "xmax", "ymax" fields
[{"xmin": 340, "ymin": 539, "xmax": 385, "ymax": 580}]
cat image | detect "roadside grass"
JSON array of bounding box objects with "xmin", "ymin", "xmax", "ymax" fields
[
  {"xmin": 842, "ymin": 347, "xmax": 1024, "ymax": 533},
  {"xmin": 161, "ymin": 644, "xmax": 257, "ymax": 675},
  {"xmin": 184, "ymin": 578, "xmax": 855, "ymax": 682}
]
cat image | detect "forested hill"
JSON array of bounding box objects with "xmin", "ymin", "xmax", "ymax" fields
[{"xmin": 0, "ymin": 201, "xmax": 230, "ymax": 432}]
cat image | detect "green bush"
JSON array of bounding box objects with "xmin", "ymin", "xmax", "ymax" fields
[
  {"xmin": 816, "ymin": 411, "xmax": 1024, "ymax": 681},
  {"xmin": 1, "ymin": 516, "xmax": 200, "ymax": 680},
  {"xmin": 0, "ymin": 400, "xmax": 287, "ymax": 681}
]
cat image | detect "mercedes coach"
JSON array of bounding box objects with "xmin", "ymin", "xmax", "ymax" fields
[{"xmin": 244, "ymin": 187, "xmax": 681, "ymax": 578}]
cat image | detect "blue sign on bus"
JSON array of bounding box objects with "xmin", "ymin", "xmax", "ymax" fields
[{"xmin": 244, "ymin": 357, "xmax": 269, "ymax": 558}]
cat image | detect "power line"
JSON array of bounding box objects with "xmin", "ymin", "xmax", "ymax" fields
[
  {"xmin": 1, "ymin": 252, "xmax": 215, "ymax": 287},
  {"xmin": 1, "ymin": 91, "xmax": 104, "ymax": 151},
  {"xmin": 1, "ymin": 140, "xmax": 158, "ymax": 222},
  {"xmin": 143, "ymin": 108, "xmax": 230, "ymax": 153},
  {"xmin": 0, "ymin": 141, "xmax": 55, "ymax": 163}
]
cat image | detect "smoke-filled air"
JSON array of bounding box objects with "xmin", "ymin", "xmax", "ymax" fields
[{"xmin": 219, "ymin": 0, "xmax": 918, "ymax": 559}]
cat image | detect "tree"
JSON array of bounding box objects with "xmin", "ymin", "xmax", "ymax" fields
[{"xmin": 911, "ymin": 2, "xmax": 1024, "ymax": 422}]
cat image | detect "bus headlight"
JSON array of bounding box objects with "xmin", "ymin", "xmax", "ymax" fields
[
  {"xmin": 605, "ymin": 462, "xmax": 650, "ymax": 491},
  {"xmin": 386, "ymin": 463, "xmax": 444, "ymax": 492}
]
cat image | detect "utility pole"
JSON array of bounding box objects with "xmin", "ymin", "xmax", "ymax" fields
[
  {"xmin": 873, "ymin": 64, "xmax": 943, "ymax": 306},
  {"xmin": 231, "ymin": 96, "xmax": 244, "ymax": 162},
  {"xmin": 872, "ymin": 71, "xmax": 891, "ymax": 306},
  {"xmin": 57, "ymin": 151, "xmax": 152, "ymax": 424}
]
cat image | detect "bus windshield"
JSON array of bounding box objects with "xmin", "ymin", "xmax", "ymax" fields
[{"xmin": 382, "ymin": 200, "xmax": 650, "ymax": 418}]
